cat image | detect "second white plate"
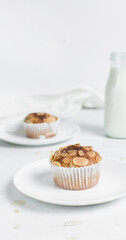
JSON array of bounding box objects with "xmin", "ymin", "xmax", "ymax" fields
[
  {"xmin": 0, "ymin": 120, "xmax": 80, "ymax": 146},
  {"xmin": 14, "ymin": 159, "xmax": 126, "ymax": 206}
]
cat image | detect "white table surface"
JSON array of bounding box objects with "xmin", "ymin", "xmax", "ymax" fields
[{"xmin": 1, "ymin": 109, "xmax": 126, "ymax": 240}]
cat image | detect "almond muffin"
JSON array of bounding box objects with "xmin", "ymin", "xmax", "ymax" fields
[
  {"xmin": 24, "ymin": 112, "xmax": 59, "ymax": 138},
  {"xmin": 50, "ymin": 144, "xmax": 102, "ymax": 190}
]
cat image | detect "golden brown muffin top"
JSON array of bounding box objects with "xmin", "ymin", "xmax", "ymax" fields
[
  {"xmin": 50, "ymin": 144, "xmax": 102, "ymax": 167},
  {"xmin": 24, "ymin": 112, "xmax": 58, "ymax": 124}
]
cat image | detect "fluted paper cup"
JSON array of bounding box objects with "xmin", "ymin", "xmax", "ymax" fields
[
  {"xmin": 50, "ymin": 161, "xmax": 102, "ymax": 190},
  {"xmin": 23, "ymin": 119, "xmax": 60, "ymax": 139}
]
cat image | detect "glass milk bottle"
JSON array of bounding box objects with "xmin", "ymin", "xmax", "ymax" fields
[{"xmin": 105, "ymin": 52, "xmax": 126, "ymax": 138}]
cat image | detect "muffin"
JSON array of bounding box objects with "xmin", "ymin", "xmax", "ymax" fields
[
  {"xmin": 24, "ymin": 112, "xmax": 59, "ymax": 138},
  {"xmin": 50, "ymin": 144, "xmax": 102, "ymax": 190}
]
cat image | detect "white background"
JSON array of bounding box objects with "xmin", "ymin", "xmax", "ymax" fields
[{"xmin": 0, "ymin": 0, "xmax": 126, "ymax": 101}]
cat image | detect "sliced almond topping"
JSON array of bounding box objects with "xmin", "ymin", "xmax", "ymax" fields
[
  {"xmin": 61, "ymin": 162, "xmax": 70, "ymax": 168},
  {"xmin": 61, "ymin": 152, "xmax": 68, "ymax": 157},
  {"xmin": 73, "ymin": 157, "xmax": 89, "ymax": 166},
  {"xmin": 87, "ymin": 146, "xmax": 93, "ymax": 150},
  {"xmin": 50, "ymin": 151, "xmax": 53, "ymax": 161},
  {"xmin": 87, "ymin": 151, "xmax": 95, "ymax": 158},
  {"xmin": 53, "ymin": 161, "xmax": 61, "ymax": 167},
  {"xmin": 83, "ymin": 147, "xmax": 90, "ymax": 151},
  {"xmin": 78, "ymin": 150, "xmax": 84, "ymax": 156},
  {"xmin": 68, "ymin": 150, "xmax": 77, "ymax": 156},
  {"xmin": 70, "ymin": 159, "xmax": 76, "ymax": 168},
  {"xmin": 96, "ymin": 156, "xmax": 102, "ymax": 163},
  {"xmin": 54, "ymin": 150, "xmax": 61, "ymax": 158},
  {"xmin": 37, "ymin": 112, "xmax": 43, "ymax": 116},
  {"xmin": 62, "ymin": 156, "xmax": 73, "ymax": 164}
]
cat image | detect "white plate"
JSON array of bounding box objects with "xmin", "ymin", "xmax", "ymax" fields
[
  {"xmin": 14, "ymin": 159, "xmax": 126, "ymax": 206},
  {"xmin": 0, "ymin": 120, "xmax": 80, "ymax": 146}
]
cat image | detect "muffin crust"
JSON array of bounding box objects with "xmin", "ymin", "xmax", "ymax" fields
[
  {"xmin": 50, "ymin": 144, "xmax": 102, "ymax": 168},
  {"xmin": 24, "ymin": 112, "xmax": 58, "ymax": 124}
]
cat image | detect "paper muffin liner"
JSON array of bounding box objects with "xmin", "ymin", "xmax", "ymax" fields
[
  {"xmin": 50, "ymin": 161, "xmax": 102, "ymax": 190},
  {"xmin": 23, "ymin": 119, "xmax": 60, "ymax": 139}
]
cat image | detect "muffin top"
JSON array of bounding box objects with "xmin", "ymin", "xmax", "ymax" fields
[
  {"xmin": 50, "ymin": 144, "xmax": 102, "ymax": 167},
  {"xmin": 24, "ymin": 112, "xmax": 58, "ymax": 124}
]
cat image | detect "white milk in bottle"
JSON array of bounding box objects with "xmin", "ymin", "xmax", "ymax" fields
[{"xmin": 105, "ymin": 52, "xmax": 126, "ymax": 138}]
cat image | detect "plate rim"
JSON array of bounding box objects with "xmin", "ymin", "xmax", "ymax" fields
[
  {"xmin": 13, "ymin": 159, "xmax": 126, "ymax": 206},
  {"xmin": 0, "ymin": 120, "xmax": 80, "ymax": 146}
]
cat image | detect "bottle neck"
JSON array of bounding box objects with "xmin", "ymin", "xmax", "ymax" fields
[{"xmin": 110, "ymin": 52, "xmax": 126, "ymax": 68}]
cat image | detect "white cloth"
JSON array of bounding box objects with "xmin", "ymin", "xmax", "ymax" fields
[{"xmin": 0, "ymin": 88, "xmax": 104, "ymax": 119}]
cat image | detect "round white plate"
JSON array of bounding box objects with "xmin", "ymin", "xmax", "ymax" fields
[
  {"xmin": 0, "ymin": 120, "xmax": 80, "ymax": 146},
  {"xmin": 14, "ymin": 159, "xmax": 126, "ymax": 206}
]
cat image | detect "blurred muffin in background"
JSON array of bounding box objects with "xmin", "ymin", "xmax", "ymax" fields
[{"xmin": 24, "ymin": 112, "xmax": 59, "ymax": 138}]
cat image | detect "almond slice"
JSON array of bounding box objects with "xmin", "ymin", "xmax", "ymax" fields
[
  {"xmin": 83, "ymin": 147, "xmax": 90, "ymax": 151},
  {"xmin": 62, "ymin": 156, "xmax": 73, "ymax": 164},
  {"xmin": 50, "ymin": 151, "xmax": 53, "ymax": 161},
  {"xmin": 73, "ymin": 157, "xmax": 89, "ymax": 166},
  {"xmin": 87, "ymin": 151, "xmax": 95, "ymax": 158},
  {"xmin": 68, "ymin": 150, "xmax": 77, "ymax": 156},
  {"xmin": 70, "ymin": 159, "xmax": 76, "ymax": 168},
  {"xmin": 96, "ymin": 156, "xmax": 102, "ymax": 163},
  {"xmin": 78, "ymin": 150, "xmax": 84, "ymax": 156},
  {"xmin": 53, "ymin": 161, "xmax": 61, "ymax": 167},
  {"xmin": 87, "ymin": 146, "xmax": 93, "ymax": 150},
  {"xmin": 54, "ymin": 150, "xmax": 61, "ymax": 158},
  {"xmin": 61, "ymin": 162, "xmax": 70, "ymax": 168},
  {"xmin": 61, "ymin": 152, "xmax": 68, "ymax": 157}
]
